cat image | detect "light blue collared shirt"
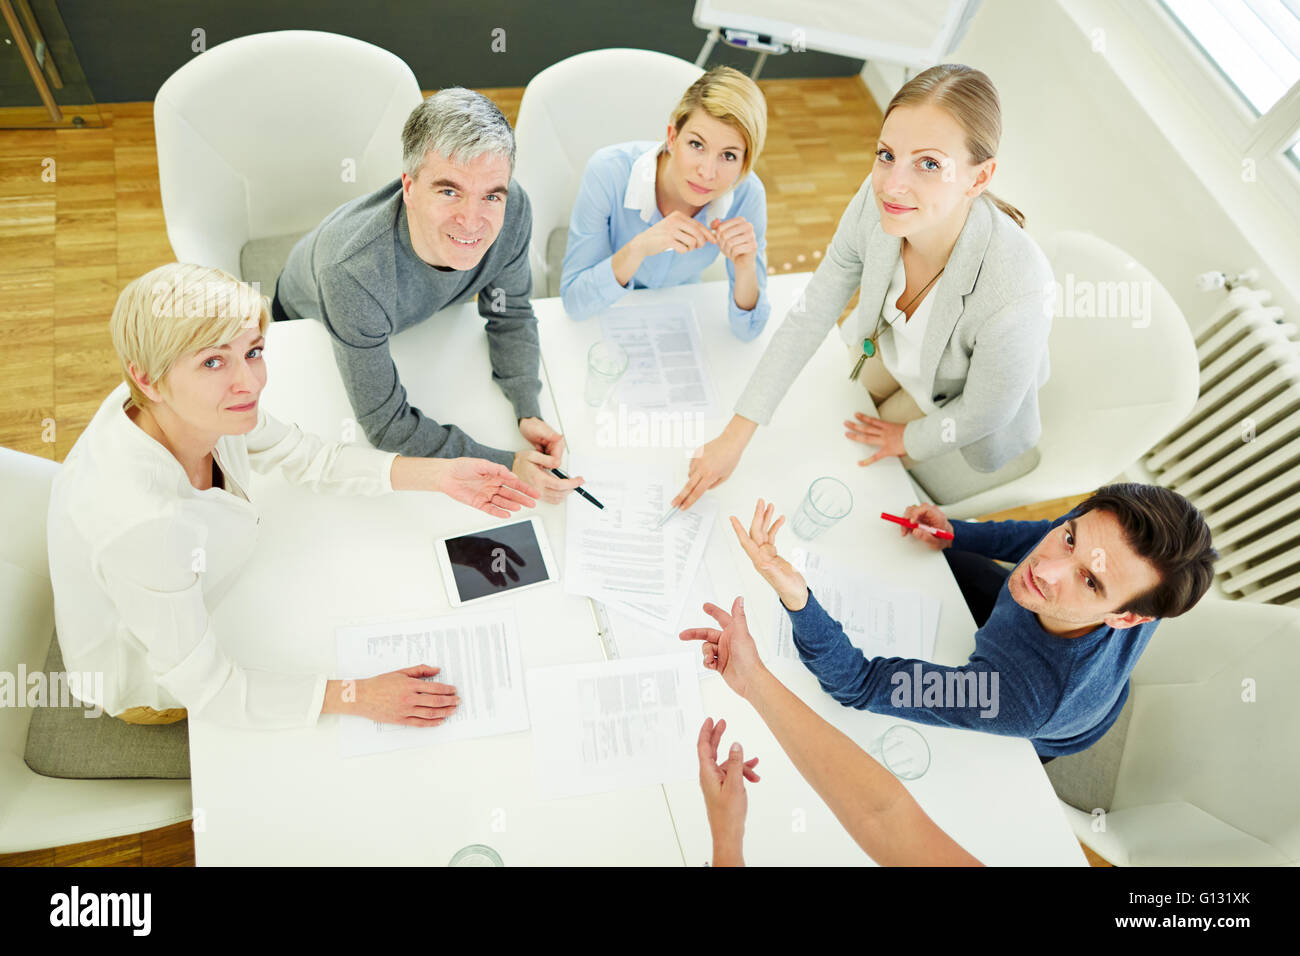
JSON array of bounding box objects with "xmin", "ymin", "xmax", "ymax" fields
[{"xmin": 560, "ymin": 141, "xmax": 770, "ymax": 341}]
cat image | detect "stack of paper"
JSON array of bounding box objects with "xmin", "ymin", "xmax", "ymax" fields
[
  {"xmin": 564, "ymin": 455, "xmax": 716, "ymax": 634},
  {"xmin": 771, "ymin": 549, "xmax": 941, "ymax": 664},
  {"xmin": 599, "ymin": 303, "xmax": 718, "ymax": 417},
  {"xmin": 525, "ymin": 653, "xmax": 705, "ymax": 799},
  {"xmin": 335, "ymin": 609, "xmax": 530, "ymax": 757}
]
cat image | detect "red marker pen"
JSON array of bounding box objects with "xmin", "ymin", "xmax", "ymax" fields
[{"xmin": 880, "ymin": 511, "xmax": 954, "ymax": 541}]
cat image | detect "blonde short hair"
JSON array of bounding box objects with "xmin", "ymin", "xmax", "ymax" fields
[
  {"xmin": 110, "ymin": 263, "xmax": 269, "ymax": 410},
  {"xmin": 669, "ymin": 66, "xmax": 768, "ymax": 178}
]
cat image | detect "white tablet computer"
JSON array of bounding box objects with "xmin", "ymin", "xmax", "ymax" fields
[{"xmin": 433, "ymin": 516, "xmax": 558, "ymax": 607}]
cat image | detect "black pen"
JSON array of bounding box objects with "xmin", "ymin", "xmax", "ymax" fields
[{"xmin": 551, "ymin": 467, "xmax": 604, "ymax": 509}]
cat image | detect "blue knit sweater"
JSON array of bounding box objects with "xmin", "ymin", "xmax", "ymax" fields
[{"xmin": 787, "ymin": 513, "xmax": 1157, "ymax": 756}]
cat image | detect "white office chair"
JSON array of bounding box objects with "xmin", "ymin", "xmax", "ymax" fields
[
  {"xmin": 513, "ymin": 48, "xmax": 723, "ymax": 299},
  {"xmin": 1046, "ymin": 597, "xmax": 1300, "ymax": 865},
  {"xmin": 0, "ymin": 447, "xmax": 192, "ymax": 853},
  {"xmin": 154, "ymin": 30, "xmax": 421, "ymax": 292},
  {"xmin": 936, "ymin": 231, "xmax": 1200, "ymax": 519}
]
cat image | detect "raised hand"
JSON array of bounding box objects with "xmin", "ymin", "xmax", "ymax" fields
[
  {"xmin": 730, "ymin": 498, "xmax": 809, "ymax": 611},
  {"xmin": 679, "ymin": 596, "xmax": 766, "ymax": 699}
]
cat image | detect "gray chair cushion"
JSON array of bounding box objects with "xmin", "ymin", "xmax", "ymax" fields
[
  {"xmin": 545, "ymin": 226, "xmax": 568, "ymax": 299},
  {"xmin": 23, "ymin": 635, "xmax": 190, "ymax": 779},
  {"xmin": 1043, "ymin": 692, "xmax": 1134, "ymax": 813},
  {"xmin": 239, "ymin": 232, "xmax": 307, "ymax": 299}
]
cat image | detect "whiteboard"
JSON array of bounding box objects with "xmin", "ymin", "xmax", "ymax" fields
[{"xmin": 692, "ymin": 0, "xmax": 982, "ymax": 69}]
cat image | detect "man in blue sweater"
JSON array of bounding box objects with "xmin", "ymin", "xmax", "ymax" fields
[{"xmin": 718, "ymin": 484, "xmax": 1217, "ymax": 761}]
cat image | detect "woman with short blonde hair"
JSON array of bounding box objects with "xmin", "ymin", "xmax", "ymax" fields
[
  {"xmin": 561, "ymin": 66, "xmax": 772, "ymax": 341},
  {"xmin": 48, "ymin": 263, "xmax": 537, "ymax": 759}
]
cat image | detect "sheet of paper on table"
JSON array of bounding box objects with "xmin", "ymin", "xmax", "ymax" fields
[
  {"xmin": 771, "ymin": 549, "xmax": 942, "ymax": 664},
  {"xmin": 335, "ymin": 609, "xmax": 530, "ymax": 758},
  {"xmin": 600, "ymin": 565, "xmax": 717, "ymax": 679},
  {"xmin": 599, "ymin": 302, "xmax": 718, "ymax": 417},
  {"xmin": 526, "ymin": 652, "xmax": 705, "ymax": 800},
  {"xmin": 564, "ymin": 454, "xmax": 717, "ymax": 633}
]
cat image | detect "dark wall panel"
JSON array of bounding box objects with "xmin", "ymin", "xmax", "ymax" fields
[{"xmin": 60, "ymin": 0, "xmax": 864, "ymax": 103}]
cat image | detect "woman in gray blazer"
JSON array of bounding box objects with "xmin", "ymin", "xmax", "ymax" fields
[{"xmin": 673, "ymin": 64, "xmax": 1053, "ymax": 507}]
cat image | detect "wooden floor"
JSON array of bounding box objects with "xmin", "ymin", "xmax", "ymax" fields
[{"xmin": 0, "ymin": 76, "xmax": 1107, "ymax": 867}]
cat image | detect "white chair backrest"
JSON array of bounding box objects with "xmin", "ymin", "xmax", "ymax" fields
[
  {"xmin": 1038, "ymin": 230, "xmax": 1199, "ymax": 421},
  {"xmin": 0, "ymin": 447, "xmax": 60, "ymax": 753},
  {"xmin": 154, "ymin": 30, "xmax": 422, "ymax": 276},
  {"xmin": 513, "ymin": 49, "xmax": 705, "ymax": 285},
  {"xmin": 1122, "ymin": 598, "xmax": 1300, "ymax": 863}
]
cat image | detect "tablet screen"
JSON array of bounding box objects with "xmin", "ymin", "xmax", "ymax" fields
[{"xmin": 443, "ymin": 519, "xmax": 551, "ymax": 603}]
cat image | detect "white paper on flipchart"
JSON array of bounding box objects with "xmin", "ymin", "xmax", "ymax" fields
[
  {"xmin": 335, "ymin": 609, "xmax": 529, "ymax": 757},
  {"xmin": 525, "ymin": 652, "xmax": 705, "ymax": 800},
  {"xmin": 771, "ymin": 549, "xmax": 941, "ymax": 663},
  {"xmin": 599, "ymin": 303, "xmax": 719, "ymax": 417}
]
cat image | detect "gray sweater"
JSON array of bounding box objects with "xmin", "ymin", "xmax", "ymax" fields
[{"xmin": 276, "ymin": 178, "xmax": 543, "ymax": 466}]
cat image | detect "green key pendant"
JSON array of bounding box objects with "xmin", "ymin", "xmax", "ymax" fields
[{"xmin": 850, "ymin": 337, "xmax": 877, "ymax": 381}]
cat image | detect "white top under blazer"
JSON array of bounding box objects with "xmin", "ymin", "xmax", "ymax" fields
[
  {"xmin": 878, "ymin": 255, "xmax": 941, "ymax": 417},
  {"xmin": 46, "ymin": 383, "xmax": 397, "ymax": 727}
]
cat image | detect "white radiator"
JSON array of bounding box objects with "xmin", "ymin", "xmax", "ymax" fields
[{"xmin": 1135, "ymin": 285, "xmax": 1300, "ymax": 607}]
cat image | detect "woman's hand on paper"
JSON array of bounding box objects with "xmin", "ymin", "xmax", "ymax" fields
[
  {"xmin": 730, "ymin": 499, "xmax": 809, "ymax": 611},
  {"xmin": 323, "ymin": 665, "xmax": 459, "ymax": 727},
  {"xmin": 845, "ymin": 412, "xmax": 907, "ymax": 465},
  {"xmin": 697, "ymin": 716, "xmax": 758, "ymax": 867},
  {"xmin": 672, "ymin": 416, "xmax": 757, "ymax": 510}
]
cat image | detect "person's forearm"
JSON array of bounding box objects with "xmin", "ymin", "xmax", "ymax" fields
[
  {"xmin": 711, "ymin": 835, "xmax": 745, "ymax": 867},
  {"xmin": 724, "ymin": 414, "xmax": 759, "ymax": 446},
  {"xmin": 744, "ymin": 667, "xmax": 975, "ymax": 865},
  {"xmin": 389, "ymin": 455, "xmax": 447, "ymax": 493},
  {"xmin": 320, "ymin": 679, "xmax": 350, "ymax": 715},
  {"xmin": 611, "ymin": 235, "xmax": 646, "ymax": 287},
  {"xmin": 732, "ymin": 260, "xmax": 759, "ymax": 312}
]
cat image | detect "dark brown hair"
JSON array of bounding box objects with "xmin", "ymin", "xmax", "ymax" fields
[{"xmin": 1073, "ymin": 483, "xmax": 1218, "ymax": 619}]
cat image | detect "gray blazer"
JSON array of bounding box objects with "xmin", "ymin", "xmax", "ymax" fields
[{"xmin": 735, "ymin": 176, "xmax": 1053, "ymax": 472}]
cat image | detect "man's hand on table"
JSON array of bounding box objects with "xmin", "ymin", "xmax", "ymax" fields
[
  {"xmin": 697, "ymin": 716, "xmax": 759, "ymax": 867},
  {"xmin": 322, "ymin": 665, "xmax": 459, "ymax": 726},
  {"xmin": 730, "ymin": 498, "xmax": 809, "ymax": 612},
  {"xmin": 514, "ymin": 418, "xmax": 583, "ymax": 504}
]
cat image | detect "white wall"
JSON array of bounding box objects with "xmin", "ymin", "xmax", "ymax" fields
[{"xmin": 861, "ymin": 0, "xmax": 1299, "ymax": 325}]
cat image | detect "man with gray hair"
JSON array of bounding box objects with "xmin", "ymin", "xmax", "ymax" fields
[{"xmin": 273, "ymin": 88, "xmax": 581, "ymax": 501}]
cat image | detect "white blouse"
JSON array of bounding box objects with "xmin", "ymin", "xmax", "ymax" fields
[
  {"xmin": 46, "ymin": 383, "xmax": 398, "ymax": 728},
  {"xmin": 877, "ymin": 256, "xmax": 941, "ymax": 416}
]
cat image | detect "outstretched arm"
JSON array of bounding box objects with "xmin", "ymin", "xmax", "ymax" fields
[{"xmin": 681, "ymin": 598, "xmax": 981, "ymax": 866}]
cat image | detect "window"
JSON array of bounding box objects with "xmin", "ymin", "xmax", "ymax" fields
[{"xmin": 1160, "ymin": 0, "xmax": 1300, "ymax": 116}]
